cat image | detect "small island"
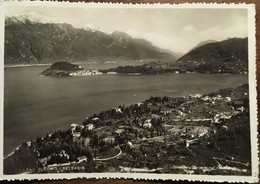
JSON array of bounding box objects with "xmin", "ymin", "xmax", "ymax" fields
[{"xmin": 40, "ymin": 62, "xmax": 102, "ymax": 77}]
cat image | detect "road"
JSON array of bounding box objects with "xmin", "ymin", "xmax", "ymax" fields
[{"xmin": 95, "ymin": 146, "xmax": 122, "ymax": 161}]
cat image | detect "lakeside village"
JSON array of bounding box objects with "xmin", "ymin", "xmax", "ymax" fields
[
  {"xmin": 100, "ymin": 60, "xmax": 248, "ymax": 75},
  {"xmin": 4, "ymin": 84, "xmax": 251, "ymax": 175}
]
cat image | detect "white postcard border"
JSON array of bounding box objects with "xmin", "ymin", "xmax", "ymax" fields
[{"xmin": 0, "ymin": 1, "xmax": 258, "ymax": 182}]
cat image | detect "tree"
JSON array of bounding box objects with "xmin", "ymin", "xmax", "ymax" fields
[
  {"xmin": 91, "ymin": 134, "xmax": 99, "ymax": 148},
  {"xmin": 22, "ymin": 142, "xmax": 28, "ymax": 148}
]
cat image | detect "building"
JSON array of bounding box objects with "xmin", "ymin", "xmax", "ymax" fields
[
  {"xmin": 71, "ymin": 123, "xmax": 78, "ymax": 131},
  {"xmin": 104, "ymin": 137, "xmax": 115, "ymax": 145},
  {"xmin": 92, "ymin": 117, "xmax": 99, "ymax": 121},
  {"xmin": 185, "ymin": 139, "xmax": 200, "ymax": 147},
  {"xmin": 127, "ymin": 141, "xmax": 133, "ymax": 148},
  {"xmin": 143, "ymin": 122, "xmax": 152, "ymax": 129},
  {"xmin": 114, "ymin": 129, "xmax": 125, "ymax": 136},
  {"xmin": 225, "ymin": 97, "xmax": 232, "ymax": 102},
  {"xmin": 114, "ymin": 108, "xmax": 122, "ymax": 113},
  {"xmin": 72, "ymin": 131, "xmax": 81, "ymax": 138},
  {"xmin": 86, "ymin": 124, "xmax": 94, "ymax": 130},
  {"xmin": 76, "ymin": 156, "xmax": 88, "ymax": 163}
]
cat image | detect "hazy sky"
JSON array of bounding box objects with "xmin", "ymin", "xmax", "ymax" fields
[{"xmin": 6, "ymin": 6, "xmax": 248, "ymax": 53}]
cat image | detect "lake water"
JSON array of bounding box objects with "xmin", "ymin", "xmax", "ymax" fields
[{"xmin": 4, "ymin": 63, "xmax": 248, "ymax": 156}]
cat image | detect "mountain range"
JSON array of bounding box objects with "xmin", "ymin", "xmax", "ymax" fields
[
  {"xmin": 4, "ymin": 14, "xmax": 176, "ymax": 66},
  {"xmin": 4, "ymin": 13, "xmax": 248, "ymax": 70}
]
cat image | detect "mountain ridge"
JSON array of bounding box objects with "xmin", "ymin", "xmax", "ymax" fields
[
  {"xmin": 178, "ymin": 37, "xmax": 248, "ymax": 62},
  {"xmin": 189, "ymin": 39, "xmax": 217, "ymax": 52},
  {"xmin": 177, "ymin": 37, "xmax": 248, "ymax": 73},
  {"xmin": 4, "ymin": 16, "xmax": 176, "ymax": 65}
]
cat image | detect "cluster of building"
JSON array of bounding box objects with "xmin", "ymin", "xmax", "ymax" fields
[
  {"xmin": 71, "ymin": 123, "xmax": 94, "ymax": 139},
  {"xmin": 69, "ymin": 69, "xmax": 103, "ymax": 76}
]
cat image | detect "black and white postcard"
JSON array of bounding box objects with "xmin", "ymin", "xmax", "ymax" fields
[{"xmin": 0, "ymin": 1, "xmax": 258, "ymax": 182}]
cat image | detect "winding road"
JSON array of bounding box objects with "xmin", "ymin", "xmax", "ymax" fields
[{"xmin": 94, "ymin": 146, "xmax": 122, "ymax": 161}]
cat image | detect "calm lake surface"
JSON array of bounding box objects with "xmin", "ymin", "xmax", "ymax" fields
[{"xmin": 4, "ymin": 63, "xmax": 248, "ymax": 156}]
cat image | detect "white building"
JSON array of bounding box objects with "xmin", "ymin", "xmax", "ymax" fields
[
  {"xmin": 86, "ymin": 124, "xmax": 94, "ymax": 130},
  {"xmin": 143, "ymin": 122, "xmax": 152, "ymax": 129},
  {"xmin": 92, "ymin": 117, "xmax": 99, "ymax": 121}
]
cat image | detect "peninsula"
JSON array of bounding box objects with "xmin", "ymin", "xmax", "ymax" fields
[{"xmin": 40, "ymin": 62, "xmax": 102, "ymax": 77}]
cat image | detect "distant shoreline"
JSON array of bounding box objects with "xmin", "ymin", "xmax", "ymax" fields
[
  {"xmin": 4, "ymin": 64, "xmax": 52, "ymax": 68},
  {"xmin": 4, "ymin": 63, "xmax": 100, "ymax": 68},
  {"xmin": 3, "ymin": 60, "xmax": 150, "ymax": 68}
]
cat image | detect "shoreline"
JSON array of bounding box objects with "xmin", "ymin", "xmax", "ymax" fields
[
  {"xmin": 3, "ymin": 60, "xmax": 147, "ymax": 68},
  {"xmin": 4, "ymin": 63, "xmax": 248, "ymax": 76},
  {"xmin": 4, "ymin": 64, "xmax": 52, "ymax": 68}
]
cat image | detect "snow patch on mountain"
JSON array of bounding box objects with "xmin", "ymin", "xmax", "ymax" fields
[
  {"xmin": 7, "ymin": 11, "xmax": 57, "ymax": 24},
  {"xmin": 6, "ymin": 11, "xmax": 102, "ymax": 33}
]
